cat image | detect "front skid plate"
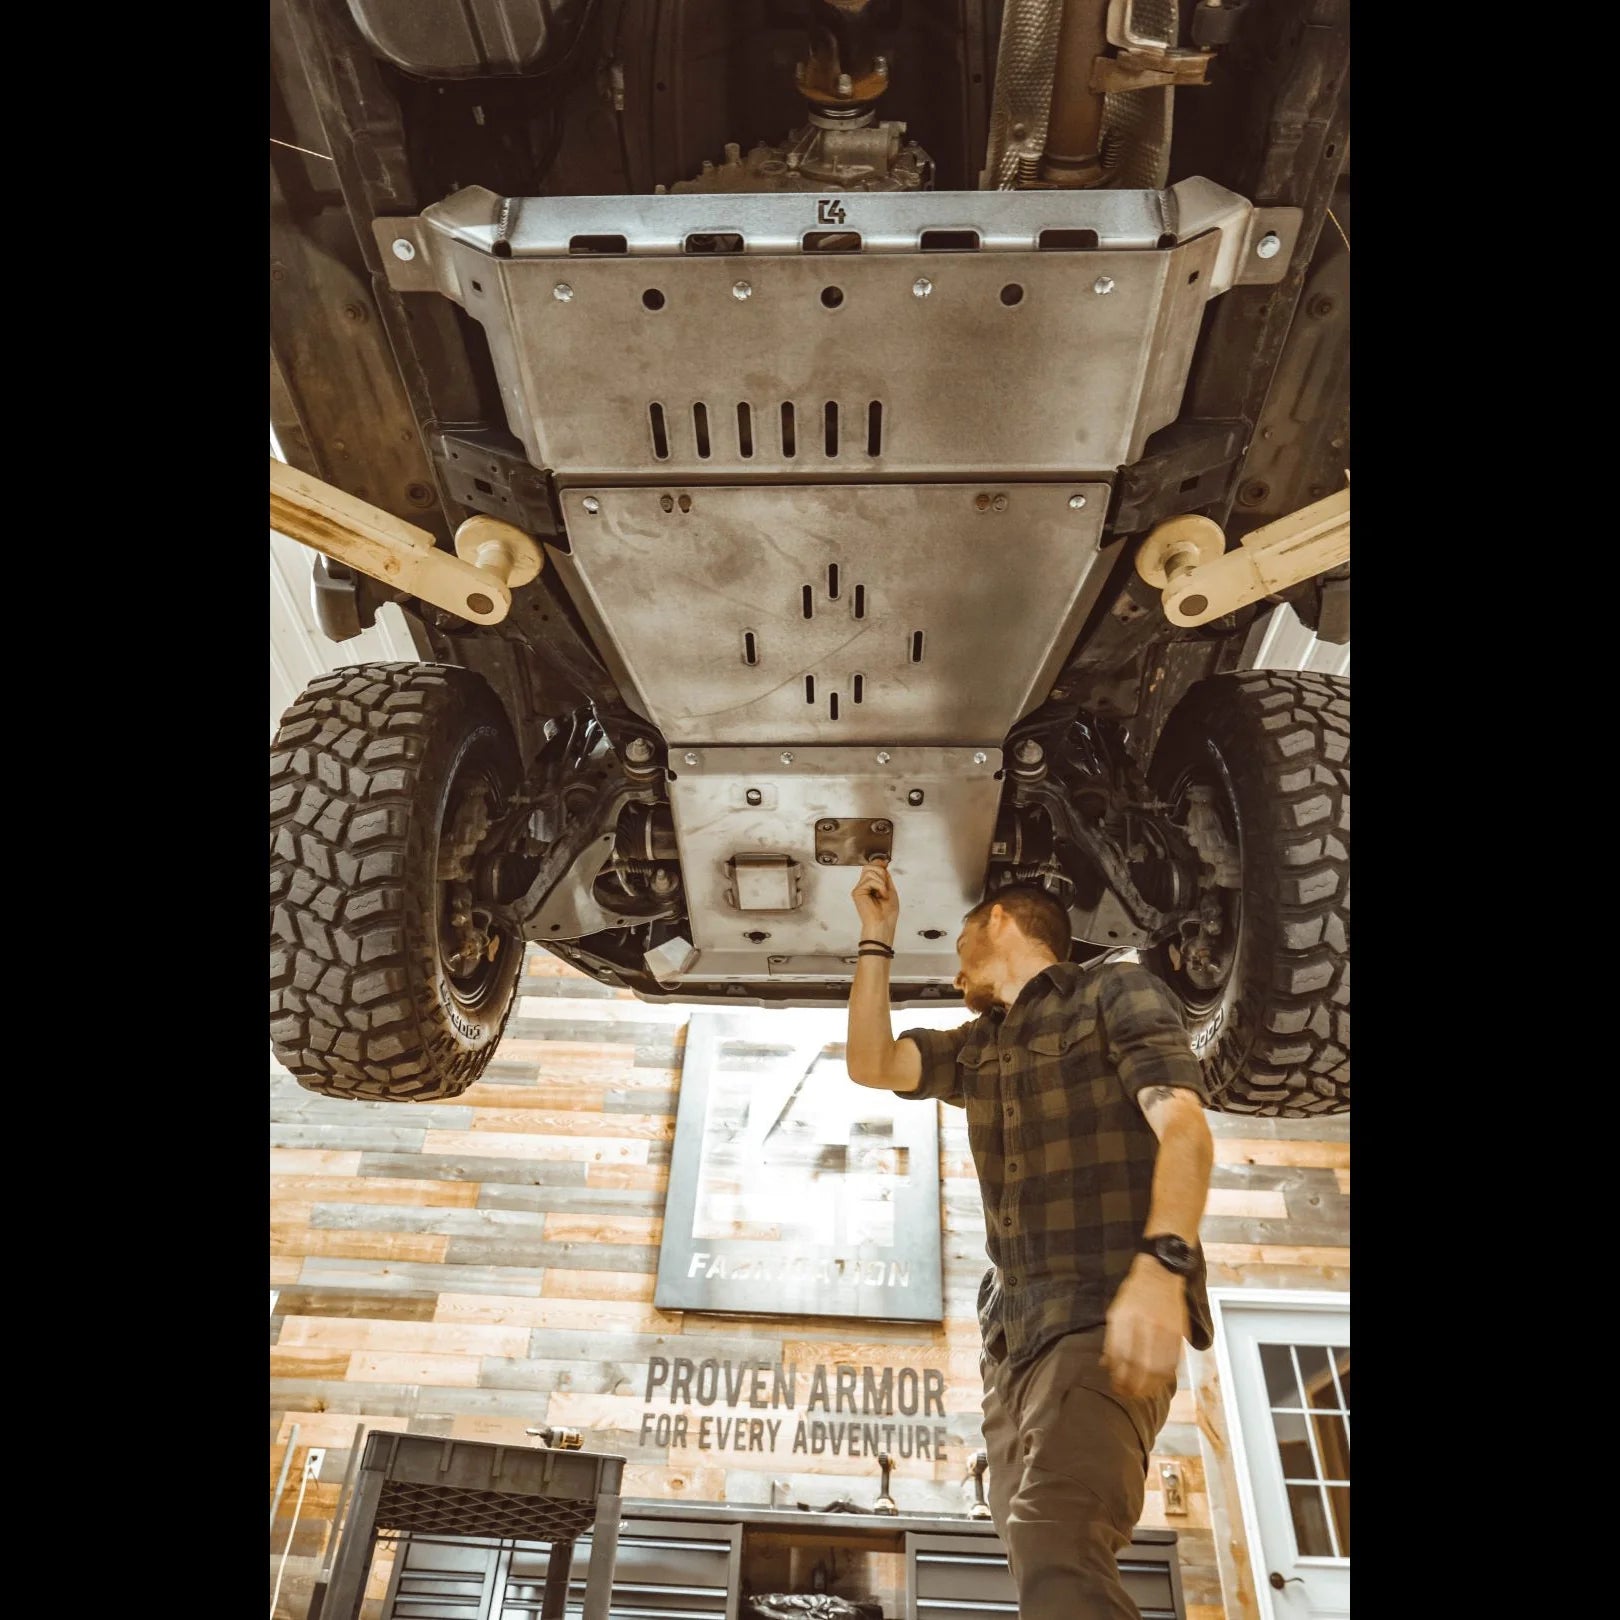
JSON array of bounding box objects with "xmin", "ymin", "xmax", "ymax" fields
[{"xmin": 666, "ymin": 745, "xmax": 1004, "ymax": 984}]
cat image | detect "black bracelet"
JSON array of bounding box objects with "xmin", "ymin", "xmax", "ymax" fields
[{"xmin": 858, "ymin": 939, "xmax": 895, "ymax": 957}]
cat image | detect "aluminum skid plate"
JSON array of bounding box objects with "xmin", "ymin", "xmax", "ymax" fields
[
  {"xmin": 378, "ymin": 181, "xmax": 1276, "ymax": 478},
  {"xmin": 550, "ymin": 482, "xmax": 1111, "ymax": 746},
  {"xmin": 371, "ymin": 183, "xmax": 1296, "ymax": 990},
  {"xmin": 666, "ymin": 746, "xmax": 1003, "ymax": 985}
]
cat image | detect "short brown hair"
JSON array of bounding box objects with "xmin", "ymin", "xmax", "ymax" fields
[{"xmin": 965, "ymin": 884, "xmax": 1071, "ymax": 961}]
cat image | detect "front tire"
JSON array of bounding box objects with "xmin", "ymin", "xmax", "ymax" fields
[
  {"xmin": 269, "ymin": 662, "xmax": 525, "ymax": 1101},
  {"xmin": 1147, "ymin": 670, "xmax": 1350, "ymax": 1115}
]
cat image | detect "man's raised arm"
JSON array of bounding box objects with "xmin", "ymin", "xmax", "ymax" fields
[{"xmin": 844, "ymin": 858, "xmax": 923, "ymax": 1093}]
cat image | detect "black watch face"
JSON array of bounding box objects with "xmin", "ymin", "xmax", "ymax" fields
[{"xmin": 1154, "ymin": 1237, "xmax": 1194, "ymax": 1271}]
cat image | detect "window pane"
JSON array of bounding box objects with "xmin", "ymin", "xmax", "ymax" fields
[
  {"xmin": 1311, "ymin": 1410, "xmax": 1350, "ymax": 1482},
  {"xmin": 1296, "ymin": 1344, "xmax": 1339, "ymax": 1410},
  {"xmin": 1271, "ymin": 1409, "xmax": 1317, "ymax": 1483},
  {"xmin": 1260, "ymin": 1342, "xmax": 1303, "ymax": 1407},
  {"xmin": 1286, "ymin": 1484, "xmax": 1335, "ymax": 1557},
  {"xmin": 1332, "ymin": 1347, "xmax": 1350, "ymax": 1411},
  {"xmin": 1325, "ymin": 1485, "xmax": 1350, "ymax": 1556}
]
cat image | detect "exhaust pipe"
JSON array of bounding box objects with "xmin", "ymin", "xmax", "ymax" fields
[{"xmin": 1040, "ymin": 0, "xmax": 1110, "ymax": 187}]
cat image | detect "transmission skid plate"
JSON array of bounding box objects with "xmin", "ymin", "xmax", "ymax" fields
[{"xmin": 549, "ymin": 482, "xmax": 1112, "ymax": 746}]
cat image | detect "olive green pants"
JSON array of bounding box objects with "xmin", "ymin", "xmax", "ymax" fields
[{"xmin": 980, "ymin": 1327, "xmax": 1173, "ymax": 1620}]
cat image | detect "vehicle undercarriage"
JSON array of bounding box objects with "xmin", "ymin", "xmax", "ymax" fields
[{"xmin": 270, "ymin": 0, "xmax": 1350, "ymax": 1113}]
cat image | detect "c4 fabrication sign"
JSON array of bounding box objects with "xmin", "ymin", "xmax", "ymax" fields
[{"xmin": 655, "ymin": 1011, "xmax": 944, "ymax": 1322}]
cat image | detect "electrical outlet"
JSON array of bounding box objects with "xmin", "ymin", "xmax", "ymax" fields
[{"xmin": 305, "ymin": 1448, "xmax": 326, "ymax": 1481}]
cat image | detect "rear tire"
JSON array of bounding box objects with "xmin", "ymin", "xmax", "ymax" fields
[
  {"xmin": 270, "ymin": 662, "xmax": 525, "ymax": 1101},
  {"xmin": 1147, "ymin": 670, "xmax": 1350, "ymax": 1115}
]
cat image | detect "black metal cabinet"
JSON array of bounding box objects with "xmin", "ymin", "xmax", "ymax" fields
[
  {"xmin": 377, "ymin": 1502, "xmax": 1184, "ymax": 1620},
  {"xmin": 382, "ymin": 1518, "xmax": 743, "ymax": 1620},
  {"xmin": 906, "ymin": 1528, "xmax": 1184, "ymax": 1620}
]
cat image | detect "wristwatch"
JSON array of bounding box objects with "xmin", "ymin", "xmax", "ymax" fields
[{"xmin": 1139, "ymin": 1233, "xmax": 1198, "ymax": 1277}]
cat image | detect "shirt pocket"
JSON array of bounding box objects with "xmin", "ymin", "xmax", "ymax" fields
[
  {"xmin": 958, "ymin": 1038, "xmax": 1003, "ymax": 1116},
  {"xmin": 1026, "ymin": 1014, "xmax": 1098, "ymax": 1065},
  {"xmin": 1024, "ymin": 1015, "xmax": 1108, "ymax": 1113}
]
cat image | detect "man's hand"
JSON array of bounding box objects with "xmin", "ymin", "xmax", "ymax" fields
[
  {"xmin": 852, "ymin": 857, "xmax": 900, "ymax": 944},
  {"xmin": 1102, "ymin": 1256, "xmax": 1188, "ymax": 1400}
]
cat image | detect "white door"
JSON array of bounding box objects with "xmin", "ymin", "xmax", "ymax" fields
[{"xmin": 1214, "ymin": 1292, "xmax": 1350, "ymax": 1618}]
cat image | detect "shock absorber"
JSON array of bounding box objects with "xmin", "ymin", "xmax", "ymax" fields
[
  {"xmin": 607, "ymin": 802, "xmax": 682, "ymax": 903},
  {"xmin": 614, "ymin": 801, "xmax": 678, "ymax": 863}
]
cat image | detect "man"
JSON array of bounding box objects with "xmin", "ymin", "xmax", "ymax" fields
[{"xmin": 844, "ymin": 858, "xmax": 1214, "ymax": 1620}]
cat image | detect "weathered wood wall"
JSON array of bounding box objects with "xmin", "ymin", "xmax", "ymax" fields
[{"xmin": 270, "ymin": 950, "xmax": 1348, "ymax": 1620}]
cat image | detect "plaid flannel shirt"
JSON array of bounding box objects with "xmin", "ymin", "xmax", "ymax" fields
[{"xmin": 900, "ymin": 958, "xmax": 1214, "ymax": 1367}]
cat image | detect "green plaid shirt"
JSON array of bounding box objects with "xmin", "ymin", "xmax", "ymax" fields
[{"xmin": 901, "ymin": 958, "xmax": 1214, "ymax": 1367}]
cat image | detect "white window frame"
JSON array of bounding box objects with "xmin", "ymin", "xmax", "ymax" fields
[{"xmin": 1208, "ymin": 1287, "xmax": 1350, "ymax": 1620}]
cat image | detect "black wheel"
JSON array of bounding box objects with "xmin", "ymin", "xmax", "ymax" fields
[
  {"xmin": 270, "ymin": 662, "xmax": 526, "ymax": 1101},
  {"xmin": 1146, "ymin": 670, "xmax": 1349, "ymax": 1115}
]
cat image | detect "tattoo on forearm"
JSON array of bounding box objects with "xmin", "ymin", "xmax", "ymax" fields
[{"xmin": 1141, "ymin": 1086, "xmax": 1182, "ymax": 1109}]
